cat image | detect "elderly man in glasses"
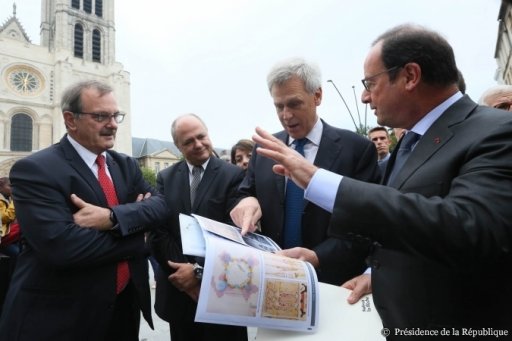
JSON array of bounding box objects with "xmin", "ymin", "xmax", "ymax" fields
[
  {"xmin": 479, "ymin": 84, "xmax": 512, "ymax": 111},
  {"xmin": 0, "ymin": 80, "xmax": 170, "ymax": 341}
]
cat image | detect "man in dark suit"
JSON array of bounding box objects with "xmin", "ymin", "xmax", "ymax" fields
[
  {"xmin": 148, "ymin": 114, "xmax": 247, "ymax": 341},
  {"xmin": 250, "ymin": 24, "xmax": 512, "ymax": 339},
  {"xmin": 0, "ymin": 80, "xmax": 169, "ymax": 341},
  {"xmin": 230, "ymin": 58, "xmax": 381, "ymax": 285}
]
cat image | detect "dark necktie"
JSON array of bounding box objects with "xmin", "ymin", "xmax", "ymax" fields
[
  {"xmin": 96, "ymin": 155, "xmax": 130, "ymax": 294},
  {"xmin": 190, "ymin": 166, "xmax": 203, "ymax": 206},
  {"xmin": 283, "ymin": 138, "xmax": 308, "ymax": 248},
  {"xmin": 387, "ymin": 131, "xmax": 421, "ymax": 186}
]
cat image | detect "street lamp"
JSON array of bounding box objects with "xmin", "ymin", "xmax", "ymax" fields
[{"xmin": 326, "ymin": 79, "xmax": 358, "ymax": 132}]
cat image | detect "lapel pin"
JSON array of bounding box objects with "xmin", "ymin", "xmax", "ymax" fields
[{"xmin": 434, "ymin": 137, "xmax": 441, "ymax": 144}]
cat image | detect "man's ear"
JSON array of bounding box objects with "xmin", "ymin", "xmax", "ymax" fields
[
  {"xmin": 314, "ymin": 87, "xmax": 322, "ymax": 106},
  {"xmin": 403, "ymin": 63, "xmax": 421, "ymax": 91},
  {"xmin": 63, "ymin": 111, "xmax": 77, "ymax": 131}
]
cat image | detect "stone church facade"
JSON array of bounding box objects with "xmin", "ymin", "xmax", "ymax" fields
[{"xmin": 0, "ymin": 0, "xmax": 132, "ymax": 177}]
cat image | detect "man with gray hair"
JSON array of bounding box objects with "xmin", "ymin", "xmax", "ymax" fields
[
  {"xmin": 479, "ymin": 84, "xmax": 512, "ymax": 111},
  {"xmin": 0, "ymin": 80, "xmax": 169, "ymax": 340},
  {"xmin": 230, "ymin": 58, "xmax": 380, "ymax": 285}
]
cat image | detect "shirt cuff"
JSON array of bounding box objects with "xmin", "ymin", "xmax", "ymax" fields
[{"xmin": 304, "ymin": 168, "xmax": 343, "ymax": 213}]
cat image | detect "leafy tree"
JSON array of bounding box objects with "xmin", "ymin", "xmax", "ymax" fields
[{"xmin": 140, "ymin": 166, "xmax": 156, "ymax": 187}]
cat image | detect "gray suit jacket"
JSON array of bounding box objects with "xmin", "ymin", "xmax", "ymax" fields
[{"xmin": 329, "ymin": 96, "xmax": 512, "ymax": 332}]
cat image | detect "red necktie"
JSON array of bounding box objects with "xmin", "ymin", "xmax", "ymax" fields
[{"xmin": 96, "ymin": 155, "xmax": 130, "ymax": 294}]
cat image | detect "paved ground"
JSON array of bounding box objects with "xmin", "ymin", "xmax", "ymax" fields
[{"xmin": 139, "ymin": 269, "xmax": 256, "ymax": 341}]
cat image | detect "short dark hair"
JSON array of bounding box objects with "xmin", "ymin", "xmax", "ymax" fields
[
  {"xmin": 368, "ymin": 126, "xmax": 389, "ymax": 136},
  {"xmin": 373, "ymin": 24, "xmax": 458, "ymax": 87},
  {"xmin": 230, "ymin": 139, "xmax": 255, "ymax": 164}
]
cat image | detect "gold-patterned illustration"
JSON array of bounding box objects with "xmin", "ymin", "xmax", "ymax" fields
[{"xmin": 262, "ymin": 279, "xmax": 308, "ymax": 320}]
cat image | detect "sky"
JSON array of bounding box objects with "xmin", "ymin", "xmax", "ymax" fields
[{"xmin": 1, "ymin": 0, "xmax": 503, "ymax": 149}]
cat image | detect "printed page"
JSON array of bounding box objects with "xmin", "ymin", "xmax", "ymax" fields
[
  {"xmin": 179, "ymin": 213, "xmax": 206, "ymax": 257},
  {"xmin": 195, "ymin": 232, "xmax": 318, "ymax": 332},
  {"xmin": 192, "ymin": 214, "xmax": 281, "ymax": 252},
  {"xmin": 257, "ymin": 283, "xmax": 383, "ymax": 340}
]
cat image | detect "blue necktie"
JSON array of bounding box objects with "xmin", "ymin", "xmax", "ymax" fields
[
  {"xmin": 283, "ymin": 138, "xmax": 308, "ymax": 248},
  {"xmin": 387, "ymin": 131, "xmax": 420, "ymax": 186}
]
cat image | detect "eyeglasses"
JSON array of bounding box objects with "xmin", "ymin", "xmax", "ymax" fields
[
  {"xmin": 361, "ymin": 66, "xmax": 401, "ymax": 92},
  {"xmin": 493, "ymin": 102, "xmax": 512, "ymax": 111},
  {"xmin": 75, "ymin": 111, "xmax": 126, "ymax": 123}
]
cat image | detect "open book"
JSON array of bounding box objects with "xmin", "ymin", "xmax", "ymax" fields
[{"xmin": 179, "ymin": 214, "xmax": 319, "ymax": 332}]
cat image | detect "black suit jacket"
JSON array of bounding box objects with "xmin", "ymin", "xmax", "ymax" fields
[
  {"xmin": 237, "ymin": 120, "xmax": 381, "ymax": 284},
  {"xmin": 329, "ymin": 96, "xmax": 512, "ymax": 335},
  {"xmin": 0, "ymin": 135, "xmax": 169, "ymax": 340},
  {"xmin": 148, "ymin": 157, "xmax": 244, "ymax": 323}
]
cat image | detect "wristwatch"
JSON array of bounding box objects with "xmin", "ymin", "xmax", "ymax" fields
[{"xmin": 192, "ymin": 263, "xmax": 203, "ymax": 280}]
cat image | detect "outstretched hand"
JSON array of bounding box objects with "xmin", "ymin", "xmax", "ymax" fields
[
  {"xmin": 230, "ymin": 196, "xmax": 262, "ymax": 235},
  {"xmin": 252, "ymin": 127, "xmax": 318, "ymax": 189}
]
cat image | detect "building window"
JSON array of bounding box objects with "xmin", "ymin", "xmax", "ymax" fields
[
  {"xmin": 71, "ymin": 0, "xmax": 80, "ymax": 9},
  {"xmin": 11, "ymin": 113, "xmax": 33, "ymax": 152},
  {"xmin": 155, "ymin": 162, "xmax": 161, "ymax": 173},
  {"xmin": 95, "ymin": 0, "xmax": 103, "ymax": 17},
  {"xmin": 92, "ymin": 29, "xmax": 101, "ymax": 62},
  {"xmin": 83, "ymin": 0, "xmax": 92, "ymax": 13},
  {"xmin": 74, "ymin": 24, "xmax": 84, "ymax": 58},
  {"xmin": 164, "ymin": 162, "xmax": 169, "ymax": 169}
]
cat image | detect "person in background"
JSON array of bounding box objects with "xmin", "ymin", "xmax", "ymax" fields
[
  {"xmin": 230, "ymin": 57, "xmax": 380, "ymax": 285},
  {"xmin": 0, "ymin": 80, "xmax": 170, "ymax": 340},
  {"xmin": 230, "ymin": 139, "xmax": 255, "ymax": 170},
  {"xmin": 148, "ymin": 114, "xmax": 247, "ymax": 341},
  {"xmin": 250, "ymin": 24, "xmax": 512, "ymax": 337},
  {"xmin": 367, "ymin": 126, "xmax": 391, "ymax": 172},
  {"xmin": 479, "ymin": 84, "xmax": 512, "ymax": 111},
  {"xmin": 0, "ymin": 177, "xmax": 15, "ymax": 247}
]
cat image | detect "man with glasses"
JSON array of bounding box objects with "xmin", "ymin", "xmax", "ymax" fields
[
  {"xmin": 0, "ymin": 80, "xmax": 170, "ymax": 340},
  {"xmin": 249, "ymin": 24, "xmax": 512, "ymax": 337},
  {"xmin": 479, "ymin": 84, "xmax": 512, "ymax": 111}
]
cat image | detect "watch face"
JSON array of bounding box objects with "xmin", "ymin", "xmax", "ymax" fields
[{"xmin": 6, "ymin": 66, "xmax": 44, "ymax": 96}]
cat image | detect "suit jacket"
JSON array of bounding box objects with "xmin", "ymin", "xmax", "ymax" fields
[
  {"xmin": 329, "ymin": 96, "xmax": 512, "ymax": 333},
  {"xmin": 237, "ymin": 120, "xmax": 381, "ymax": 284},
  {"xmin": 148, "ymin": 157, "xmax": 245, "ymax": 323},
  {"xmin": 0, "ymin": 135, "xmax": 169, "ymax": 340}
]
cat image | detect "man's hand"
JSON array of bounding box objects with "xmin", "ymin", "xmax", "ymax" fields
[
  {"xmin": 276, "ymin": 247, "xmax": 320, "ymax": 267},
  {"xmin": 71, "ymin": 194, "xmax": 112, "ymax": 230},
  {"xmin": 168, "ymin": 261, "xmax": 200, "ymax": 293},
  {"xmin": 230, "ymin": 196, "xmax": 262, "ymax": 235},
  {"xmin": 342, "ymin": 273, "xmax": 372, "ymax": 304},
  {"xmin": 252, "ymin": 127, "xmax": 318, "ymax": 189},
  {"xmin": 71, "ymin": 192, "xmax": 152, "ymax": 230}
]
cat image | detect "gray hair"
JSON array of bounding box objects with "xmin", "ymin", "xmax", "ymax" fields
[
  {"xmin": 266, "ymin": 57, "xmax": 322, "ymax": 94},
  {"xmin": 61, "ymin": 80, "xmax": 113, "ymax": 113},
  {"xmin": 170, "ymin": 113, "xmax": 208, "ymax": 144},
  {"xmin": 479, "ymin": 84, "xmax": 512, "ymax": 105}
]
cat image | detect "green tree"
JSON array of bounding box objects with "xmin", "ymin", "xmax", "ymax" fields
[{"xmin": 140, "ymin": 166, "xmax": 156, "ymax": 187}]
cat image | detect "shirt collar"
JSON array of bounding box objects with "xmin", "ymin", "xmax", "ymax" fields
[
  {"xmin": 410, "ymin": 91, "xmax": 463, "ymax": 136},
  {"xmin": 67, "ymin": 135, "xmax": 106, "ymax": 170},
  {"xmin": 186, "ymin": 158, "xmax": 210, "ymax": 175},
  {"xmin": 288, "ymin": 117, "xmax": 323, "ymax": 147}
]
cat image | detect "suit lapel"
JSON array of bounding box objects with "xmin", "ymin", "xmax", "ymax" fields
[
  {"xmin": 106, "ymin": 153, "xmax": 127, "ymax": 203},
  {"xmin": 192, "ymin": 157, "xmax": 219, "ymax": 211},
  {"xmin": 314, "ymin": 122, "xmax": 343, "ymax": 170},
  {"xmin": 60, "ymin": 136, "xmax": 108, "ymax": 206},
  {"xmin": 391, "ymin": 96, "xmax": 476, "ymax": 188}
]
